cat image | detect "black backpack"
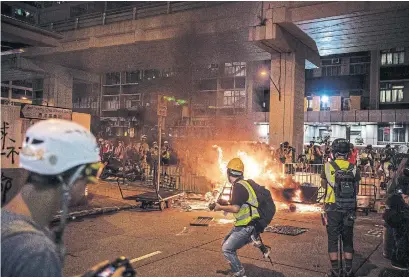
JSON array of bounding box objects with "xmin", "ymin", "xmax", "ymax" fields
[
  {"xmin": 330, "ymin": 161, "xmax": 357, "ymax": 211},
  {"xmin": 246, "ymin": 179, "xmax": 276, "ymax": 233}
]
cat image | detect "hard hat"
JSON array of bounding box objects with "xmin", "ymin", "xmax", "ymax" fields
[
  {"xmin": 164, "ymin": 141, "xmax": 169, "ymax": 144},
  {"xmin": 20, "ymin": 119, "xmax": 100, "ymax": 176},
  {"xmin": 331, "ymin": 138, "xmax": 350, "ymax": 156},
  {"xmin": 153, "ymin": 141, "xmax": 158, "ymax": 145},
  {"xmin": 141, "ymin": 135, "xmax": 147, "ymax": 139},
  {"xmin": 227, "ymin": 158, "xmax": 244, "ymax": 176}
]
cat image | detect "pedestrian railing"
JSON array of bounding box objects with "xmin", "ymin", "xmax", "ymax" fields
[{"xmin": 41, "ymin": 2, "xmax": 226, "ymax": 32}]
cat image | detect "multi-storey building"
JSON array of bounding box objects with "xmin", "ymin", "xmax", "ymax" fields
[{"xmin": 304, "ymin": 48, "xmax": 409, "ymax": 146}]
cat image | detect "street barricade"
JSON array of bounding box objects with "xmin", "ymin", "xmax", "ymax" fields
[
  {"xmin": 283, "ymin": 162, "xmax": 378, "ymax": 211},
  {"xmin": 116, "ymin": 162, "xmax": 184, "ymax": 211}
]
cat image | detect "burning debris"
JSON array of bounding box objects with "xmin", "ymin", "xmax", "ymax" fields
[{"xmin": 174, "ymin": 142, "xmax": 322, "ymax": 213}]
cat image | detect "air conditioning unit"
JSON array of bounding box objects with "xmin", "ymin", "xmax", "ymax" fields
[
  {"xmin": 393, "ymin": 123, "xmax": 404, "ymax": 128},
  {"xmin": 332, "ymin": 58, "xmax": 340, "ymax": 64}
]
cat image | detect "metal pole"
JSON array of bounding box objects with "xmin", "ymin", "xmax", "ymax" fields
[{"xmin": 157, "ymin": 116, "xmax": 162, "ymax": 192}]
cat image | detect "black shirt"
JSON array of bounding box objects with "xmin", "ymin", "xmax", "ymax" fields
[{"xmin": 231, "ymin": 181, "xmax": 249, "ymax": 207}]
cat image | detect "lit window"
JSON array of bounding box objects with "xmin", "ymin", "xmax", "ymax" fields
[
  {"xmin": 392, "ymin": 126, "xmax": 405, "ymax": 142},
  {"xmin": 381, "ymin": 48, "xmax": 405, "ymax": 65},
  {"xmin": 223, "ymin": 90, "xmax": 246, "ymax": 108},
  {"xmin": 224, "ymin": 62, "xmax": 246, "ymax": 77},
  {"xmin": 380, "ymin": 83, "xmax": 404, "ymax": 103}
]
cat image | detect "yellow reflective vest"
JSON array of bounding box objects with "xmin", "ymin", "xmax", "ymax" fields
[
  {"xmin": 233, "ymin": 180, "xmax": 260, "ymax": 227},
  {"xmin": 323, "ymin": 159, "xmax": 357, "ymax": 204}
]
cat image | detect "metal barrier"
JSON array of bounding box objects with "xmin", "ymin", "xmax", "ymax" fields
[{"xmin": 283, "ymin": 162, "xmax": 380, "ymax": 207}]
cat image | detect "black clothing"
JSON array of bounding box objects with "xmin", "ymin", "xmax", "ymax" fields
[
  {"xmin": 231, "ymin": 182, "xmax": 249, "ymax": 207},
  {"xmin": 326, "ymin": 210, "xmax": 355, "ymax": 253},
  {"xmin": 385, "ymin": 193, "xmax": 409, "ymax": 265}
]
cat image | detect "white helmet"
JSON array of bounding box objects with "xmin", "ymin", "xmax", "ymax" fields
[
  {"xmin": 164, "ymin": 141, "xmax": 169, "ymax": 144},
  {"xmin": 20, "ymin": 119, "xmax": 100, "ymax": 176}
]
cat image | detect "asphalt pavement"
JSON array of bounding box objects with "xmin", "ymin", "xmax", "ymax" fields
[{"xmin": 62, "ymin": 200, "xmax": 400, "ymax": 277}]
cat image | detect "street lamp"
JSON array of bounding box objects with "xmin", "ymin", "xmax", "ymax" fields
[{"xmin": 259, "ymin": 70, "xmax": 281, "ymax": 101}]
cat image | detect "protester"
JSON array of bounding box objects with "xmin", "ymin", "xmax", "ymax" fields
[
  {"xmin": 348, "ymin": 143, "xmax": 358, "ymax": 165},
  {"xmin": 214, "ymin": 158, "xmax": 273, "ymax": 277},
  {"xmin": 1, "ymin": 119, "xmax": 130, "ymax": 277},
  {"xmin": 321, "ymin": 139, "xmax": 361, "ymax": 277}
]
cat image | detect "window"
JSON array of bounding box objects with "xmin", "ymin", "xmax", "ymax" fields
[
  {"xmin": 350, "ymin": 63, "xmax": 369, "ymax": 75},
  {"xmin": 380, "ymin": 83, "xmax": 404, "ymax": 103},
  {"xmin": 306, "ymin": 98, "xmax": 313, "ymax": 111},
  {"xmin": 381, "ymin": 48, "xmax": 405, "ymax": 65},
  {"xmin": 105, "ymin": 72, "xmax": 120, "ymax": 85},
  {"xmin": 223, "ymin": 90, "xmax": 246, "ymax": 108},
  {"xmin": 198, "ymin": 79, "xmax": 217, "ymax": 91},
  {"xmin": 123, "ymin": 95, "xmax": 141, "ymax": 109},
  {"xmin": 143, "ymin": 69, "xmax": 160, "ymax": 80},
  {"xmin": 224, "ymin": 62, "xmax": 246, "ymax": 77},
  {"xmin": 162, "ymin": 68, "xmax": 176, "ymax": 78},
  {"xmin": 342, "ymin": 98, "xmax": 351, "ymax": 111},
  {"xmin": 125, "ymin": 71, "xmax": 142, "ymax": 84},
  {"xmin": 378, "ymin": 126, "xmax": 391, "ymax": 142},
  {"xmin": 392, "ymin": 127, "xmax": 405, "ymax": 142},
  {"xmin": 103, "ymin": 96, "xmax": 119, "ymax": 110},
  {"xmin": 322, "ymin": 65, "xmax": 341, "ymax": 76},
  {"xmin": 1, "ymin": 86, "xmax": 9, "ymax": 98},
  {"xmin": 221, "ymin": 62, "xmax": 246, "ymax": 90}
]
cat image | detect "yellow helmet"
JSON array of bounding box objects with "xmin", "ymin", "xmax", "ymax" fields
[{"xmin": 227, "ymin": 158, "xmax": 244, "ymax": 176}]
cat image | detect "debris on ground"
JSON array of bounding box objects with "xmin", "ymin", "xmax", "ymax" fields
[
  {"xmin": 190, "ymin": 216, "xmax": 214, "ymax": 226},
  {"xmin": 186, "ymin": 193, "xmax": 204, "ymax": 200},
  {"xmin": 264, "ymin": 225, "xmax": 309, "ymax": 236},
  {"xmin": 176, "ymin": 227, "xmax": 189, "ymax": 236},
  {"xmin": 216, "ymin": 218, "xmax": 235, "ymax": 224}
]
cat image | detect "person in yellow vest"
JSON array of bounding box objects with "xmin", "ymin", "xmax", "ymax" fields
[
  {"xmin": 321, "ymin": 139, "xmax": 361, "ymax": 277},
  {"xmin": 214, "ymin": 158, "xmax": 266, "ymax": 277}
]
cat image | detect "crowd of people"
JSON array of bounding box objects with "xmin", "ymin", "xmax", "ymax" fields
[
  {"xmin": 276, "ymin": 139, "xmax": 408, "ymax": 180},
  {"xmin": 97, "ymin": 135, "xmax": 176, "ymax": 169}
]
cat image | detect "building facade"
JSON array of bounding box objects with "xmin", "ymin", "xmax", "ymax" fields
[{"xmin": 304, "ymin": 47, "xmax": 409, "ymax": 146}]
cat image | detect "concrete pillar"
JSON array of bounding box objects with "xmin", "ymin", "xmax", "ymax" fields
[
  {"xmin": 269, "ymin": 52, "xmax": 305, "ymax": 154},
  {"xmin": 370, "ymin": 49, "xmax": 380, "ymax": 109},
  {"xmin": 246, "ymin": 61, "xmax": 255, "ymax": 113},
  {"xmin": 43, "ymin": 69, "xmax": 73, "ymax": 109}
]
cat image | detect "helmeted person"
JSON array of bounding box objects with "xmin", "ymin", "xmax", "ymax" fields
[
  {"xmin": 214, "ymin": 158, "xmax": 272, "ymax": 277},
  {"xmin": 1, "ymin": 119, "xmax": 130, "ymax": 277},
  {"xmin": 380, "ymin": 144, "xmax": 396, "ymax": 179},
  {"xmin": 363, "ymin": 144, "xmax": 375, "ymax": 168},
  {"xmin": 321, "ymin": 139, "xmax": 361, "ymax": 277},
  {"xmin": 138, "ymin": 135, "xmax": 150, "ymax": 162}
]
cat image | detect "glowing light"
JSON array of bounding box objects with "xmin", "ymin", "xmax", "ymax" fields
[
  {"xmin": 260, "ymin": 70, "xmax": 268, "ymax": 76},
  {"xmin": 321, "ymin": 95, "xmax": 329, "ymax": 103}
]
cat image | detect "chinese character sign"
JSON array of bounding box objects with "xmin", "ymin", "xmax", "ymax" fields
[{"xmin": 1, "ymin": 120, "xmax": 23, "ymax": 168}]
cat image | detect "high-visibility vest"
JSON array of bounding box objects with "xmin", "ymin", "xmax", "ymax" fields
[
  {"xmin": 233, "ymin": 180, "xmax": 260, "ymax": 227},
  {"xmin": 323, "ymin": 159, "xmax": 357, "ymax": 204}
]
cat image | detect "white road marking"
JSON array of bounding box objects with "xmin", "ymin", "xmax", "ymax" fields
[{"xmin": 130, "ymin": 251, "xmax": 162, "ymax": 264}]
